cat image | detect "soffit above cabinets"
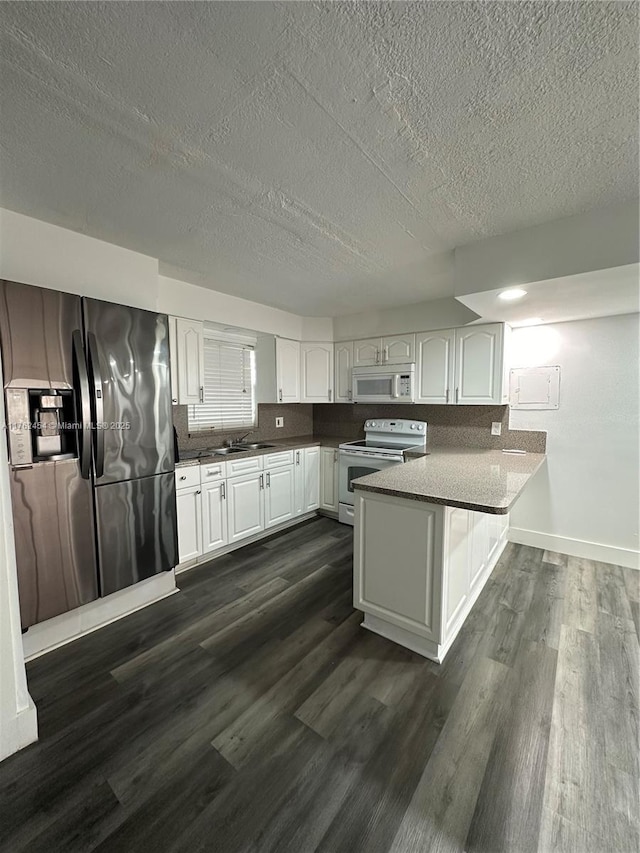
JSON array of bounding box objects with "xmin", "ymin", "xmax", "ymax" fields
[
  {"xmin": 456, "ymin": 264, "xmax": 640, "ymax": 327},
  {"xmin": 0, "ymin": 2, "xmax": 637, "ymax": 316}
]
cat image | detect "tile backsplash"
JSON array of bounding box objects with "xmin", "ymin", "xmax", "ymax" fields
[
  {"xmin": 312, "ymin": 403, "xmax": 546, "ymax": 453},
  {"xmin": 173, "ymin": 403, "xmax": 313, "ymax": 453},
  {"xmin": 173, "ymin": 401, "xmax": 545, "ymax": 454}
]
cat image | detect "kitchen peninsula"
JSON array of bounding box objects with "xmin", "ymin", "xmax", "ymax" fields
[{"xmin": 353, "ymin": 448, "xmax": 546, "ymax": 663}]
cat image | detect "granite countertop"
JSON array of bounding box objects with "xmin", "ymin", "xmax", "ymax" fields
[
  {"xmin": 353, "ymin": 447, "xmax": 546, "ymax": 515},
  {"xmin": 175, "ymin": 435, "xmax": 347, "ymax": 467}
]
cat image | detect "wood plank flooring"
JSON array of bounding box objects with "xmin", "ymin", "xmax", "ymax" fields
[{"xmin": 0, "ymin": 517, "xmax": 637, "ymax": 852}]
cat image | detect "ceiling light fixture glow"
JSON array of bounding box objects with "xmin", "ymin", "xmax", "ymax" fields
[{"xmin": 498, "ymin": 288, "xmax": 527, "ymax": 301}]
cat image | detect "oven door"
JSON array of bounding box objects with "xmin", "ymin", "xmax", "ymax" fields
[{"xmin": 338, "ymin": 450, "xmax": 401, "ymax": 524}]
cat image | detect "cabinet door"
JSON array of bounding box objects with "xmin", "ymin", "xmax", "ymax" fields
[
  {"xmin": 469, "ymin": 511, "xmax": 489, "ymax": 590},
  {"xmin": 293, "ymin": 449, "xmax": 305, "ymax": 516},
  {"xmin": 319, "ymin": 448, "xmax": 339, "ymax": 512},
  {"xmin": 276, "ymin": 338, "xmax": 301, "ymax": 403},
  {"xmin": 175, "ymin": 318, "xmax": 205, "ymax": 405},
  {"xmin": 382, "ymin": 334, "xmax": 415, "ymax": 365},
  {"xmin": 334, "ymin": 341, "xmax": 353, "ymax": 402},
  {"xmin": 168, "ymin": 317, "xmax": 179, "ymax": 405},
  {"xmin": 416, "ymin": 329, "xmax": 456, "ymax": 404},
  {"xmin": 353, "ymin": 338, "xmax": 381, "ymax": 367},
  {"xmin": 202, "ymin": 481, "xmax": 228, "ymax": 554},
  {"xmin": 443, "ymin": 507, "xmax": 471, "ymax": 636},
  {"xmin": 301, "ymin": 342, "xmax": 333, "ymax": 403},
  {"xmin": 227, "ymin": 472, "xmax": 265, "ymax": 542},
  {"xmin": 176, "ymin": 486, "xmax": 202, "ymax": 563},
  {"xmin": 304, "ymin": 446, "xmax": 320, "ymax": 511},
  {"xmin": 455, "ymin": 324, "xmax": 504, "ymax": 405},
  {"xmin": 265, "ymin": 466, "xmax": 295, "ymax": 529}
]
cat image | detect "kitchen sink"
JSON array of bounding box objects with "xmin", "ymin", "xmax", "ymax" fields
[
  {"xmin": 234, "ymin": 443, "xmax": 277, "ymax": 450},
  {"xmin": 208, "ymin": 447, "xmax": 247, "ymax": 455}
]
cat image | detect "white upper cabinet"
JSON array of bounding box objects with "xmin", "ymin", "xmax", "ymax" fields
[
  {"xmin": 455, "ymin": 324, "xmax": 506, "ymax": 405},
  {"xmin": 276, "ymin": 338, "xmax": 300, "ymax": 403},
  {"xmin": 353, "ymin": 338, "xmax": 381, "ymax": 367},
  {"xmin": 353, "ymin": 334, "xmax": 415, "ymax": 366},
  {"xmin": 382, "ymin": 334, "xmax": 415, "ymax": 364},
  {"xmin": 416, "ymin": 323, "xmax": 508, "ymax": 405},
  {"xmin": 172, "ymin": 317, "xmax": 205, "ymax": 405},
  {"xmin": 334, "ymin": 341, "xmax": 353, "ymax": 402},
  {"xmin": 416, "ymin": 329, "xmax": 456, "ymax": 404},
  {"xmin": 300, "ymin": 342, "xmax": 334, "ymax": 403}
]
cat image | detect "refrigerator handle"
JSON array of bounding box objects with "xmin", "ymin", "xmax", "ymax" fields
[
  {"xmin": 87, "ymin": 332, "xmax": 105, "ymax": 478},
  {"xmin": 72, "ymin": 330, "xmax": 92, "ymax": 479}
]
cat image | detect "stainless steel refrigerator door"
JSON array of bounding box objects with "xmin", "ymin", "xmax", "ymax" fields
[
  {"xmin": 9, "ymin": 460, "xmax": 99, "ymax": 628},
  {"xmin": 83, "ymin": 299, "xmax": 174, "ymax": 485},
  {"xmin": 94, "ymin": 472, "xmax": 177, "ymax": 596},
  {"xmin": 0, "ymin": 279, "xmax": 82, "ymax": 389}
]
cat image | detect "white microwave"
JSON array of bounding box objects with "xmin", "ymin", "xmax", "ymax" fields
[{"xmin": 352, "ymin": 363, "xmax": 416, "ymax": 404}]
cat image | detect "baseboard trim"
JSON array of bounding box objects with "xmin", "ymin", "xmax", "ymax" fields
[
  {"xmin": 508, "ymin": 527, "xmax": 640, "ymax": 570},
  {"xmin": 0, "ymin": 696, "xmax": 38, "ymax": 762},
  {"xmin": 23, "ymin": 572, "xmax": 179, "ymax": 661}
]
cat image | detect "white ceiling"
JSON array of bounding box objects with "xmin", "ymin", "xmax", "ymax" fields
[
  {"xmin": 457, "ymin": 264, "xmax": 640, "ymax": 327},
  {"xmin": 0, "ymin": 2, "xmax": 637, "ymax": 316}
]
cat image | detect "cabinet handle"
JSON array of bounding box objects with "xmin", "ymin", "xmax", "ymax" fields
[
  {"xmin": 206, "ymin": 469, "xmax": 220, "ymax": 476},
  {"xmin": 384, "ymin": 346, "xmax": 389, "ymax": 363},
  {"xmin": 221, "ymin": 482, "xmax": 225, "ymax": 499},
  {"xmin": 196, "ymin": 489, "xmax": 201, "ymax": 495},
  {"xmin": 347, "ymin": 389, "xmax": 352, "ymax": 401},
  {"xmin": 375, "ymin": 348, "xmax": 380, "ymax": 364},
  {"xmin": 279, "ymin": 388, "xmax": 283, "ymax": 402},
  {"xmin": 445, "ymin": 388, "xmax": 449, "ymax": 404},
  {"xmin": 172, "ymin": 398, "xmax": 177, "ymax": 404},
  {"xmin": 296, "ymin": 451, "xmax": 300, "ymax": 465},
  {"xmin": 266, "ymin": 472, "xmax": 271, "ymax": 488},
  {"xmin": 259, "ymin": 474, "xmax": 264, "ymax": 489},
  {"xmin": 179, "ymin": 475, "xmax": 186, "ymax": 481},
  {"xmin": 455, "ymin": 387, "xmax": 459, "ymax": 404},
  {"xmin": 333, "ymin": 450, "xmax": 337, "ymax": 462},
  {"xmin": 328, "ymin": 389, "xmax": 332, "ymax": 402},
  {"xmin": 199, "ymin": 386, "xmax": 204, "ymax": 403}
]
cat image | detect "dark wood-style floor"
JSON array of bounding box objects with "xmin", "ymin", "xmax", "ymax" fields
[{"xmin": 0, "ymin": 517, "xmax": 638, "ymax": 853}]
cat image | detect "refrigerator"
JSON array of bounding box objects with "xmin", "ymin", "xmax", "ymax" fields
[{"xmin": 0, "ymin": 279, "xmax": 178, "ymax": 629}]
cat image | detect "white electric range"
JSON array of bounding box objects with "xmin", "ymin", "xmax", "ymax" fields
[{"xmin": 338, "ymin": 419, "xmax": 427, "ymax": 525}]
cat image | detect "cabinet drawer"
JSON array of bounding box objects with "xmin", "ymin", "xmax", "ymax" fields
[
  {"xmin": 264, "ymin": 450, "xmax": 294, "ymax": 469},
  {"xmin": 175, "ymin": 465, "xmax": 200, "ymax": 490},
  {"xmin": 200, "ymin": 461, "xmax": 226, "ymax": 482},
  {"xmin": 227, "ymin": 455, "xmax": 264, "ymax": 477}
]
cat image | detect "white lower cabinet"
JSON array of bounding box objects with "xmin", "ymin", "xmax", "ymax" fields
[
  {"xmin": 176, "ymin": 485, "xmax": 202, "ymax": 564},
  {"xmin": 265, "ymin": 466, "xmax": 295, "ymax": 528},
  {"xmin": 355, "ymin": 490, "xmax": 509, "ymax": 662},
  {"xmin": 176, "ymin": 445, "xmax": 324, "ymax": 569},
  {"xmin": 227, "ymin": 470, "xmax": 265, "ymax": 543},
  {"xmin": 319, "ymin": 447, "xmax": 339, "ymax": 513},
  {"xmin": 201, "ymin": 481, "xmax": 228, "ymax": 554}
]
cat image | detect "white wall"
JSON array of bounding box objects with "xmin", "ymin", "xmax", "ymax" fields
[
  {"xmin": 455, "ymin": 201, "xmax": 640, "ymax": 297},
  {"xmin": 509, "ymin": 314, "xmax": 640, "ymax": 568},
  {"xmin": 0, "ymin": 208, "xmax": 159, "ymax": 309},
  {"xmin": 0, "ymin": 349, "xmax": 37, "ymax": 761},
  {"xmin": 333, "ymin": 296, "xmax": 477, "ymax": 341},
  {"xmin": 158, "ymin": 275, "xmax": 305, "ymax": 339}
]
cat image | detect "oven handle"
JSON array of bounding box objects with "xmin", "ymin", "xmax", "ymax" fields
[
  {"xmin": 339, "ymin": 449, "xmax": 402, "ymax": 462},
  {"xmin": 392, "ymin": 375, "xmax": 400, "ymax": 398}
]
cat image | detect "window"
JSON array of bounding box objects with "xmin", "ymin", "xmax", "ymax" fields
[{"xmin": 188, "ymin": 334, "xmax": 256, "ymax": 432}]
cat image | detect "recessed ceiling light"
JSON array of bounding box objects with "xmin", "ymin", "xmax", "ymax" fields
[
  {"xmin": 498, "ymin": 288, "xmax": 527, "ymax": 301},
  {"xmin": 513, "ymin": 317, "xmax": 544, "ymax": 327}
]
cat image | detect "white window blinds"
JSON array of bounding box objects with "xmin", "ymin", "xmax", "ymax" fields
[{"xmin": 188, "ymin": 338, "xmax": 256, "ymax": 432}]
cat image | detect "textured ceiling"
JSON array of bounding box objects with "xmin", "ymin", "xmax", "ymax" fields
[{"xmin": 0, "ymin": 1, "xmax": 637, "ymax": 315}]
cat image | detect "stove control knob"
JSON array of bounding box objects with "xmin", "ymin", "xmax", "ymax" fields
[
  {"xmin": 410, "ymin": 423, "xmax": 416, "ymax": 430},
  {"xmin": 370, "ymin": 421, "xmax": 377, "ymax": 427}
]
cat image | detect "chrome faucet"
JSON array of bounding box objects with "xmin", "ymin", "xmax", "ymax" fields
[{"xmin": 225, "ymin": 431, "xmax": 253, "ymax": 447}]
